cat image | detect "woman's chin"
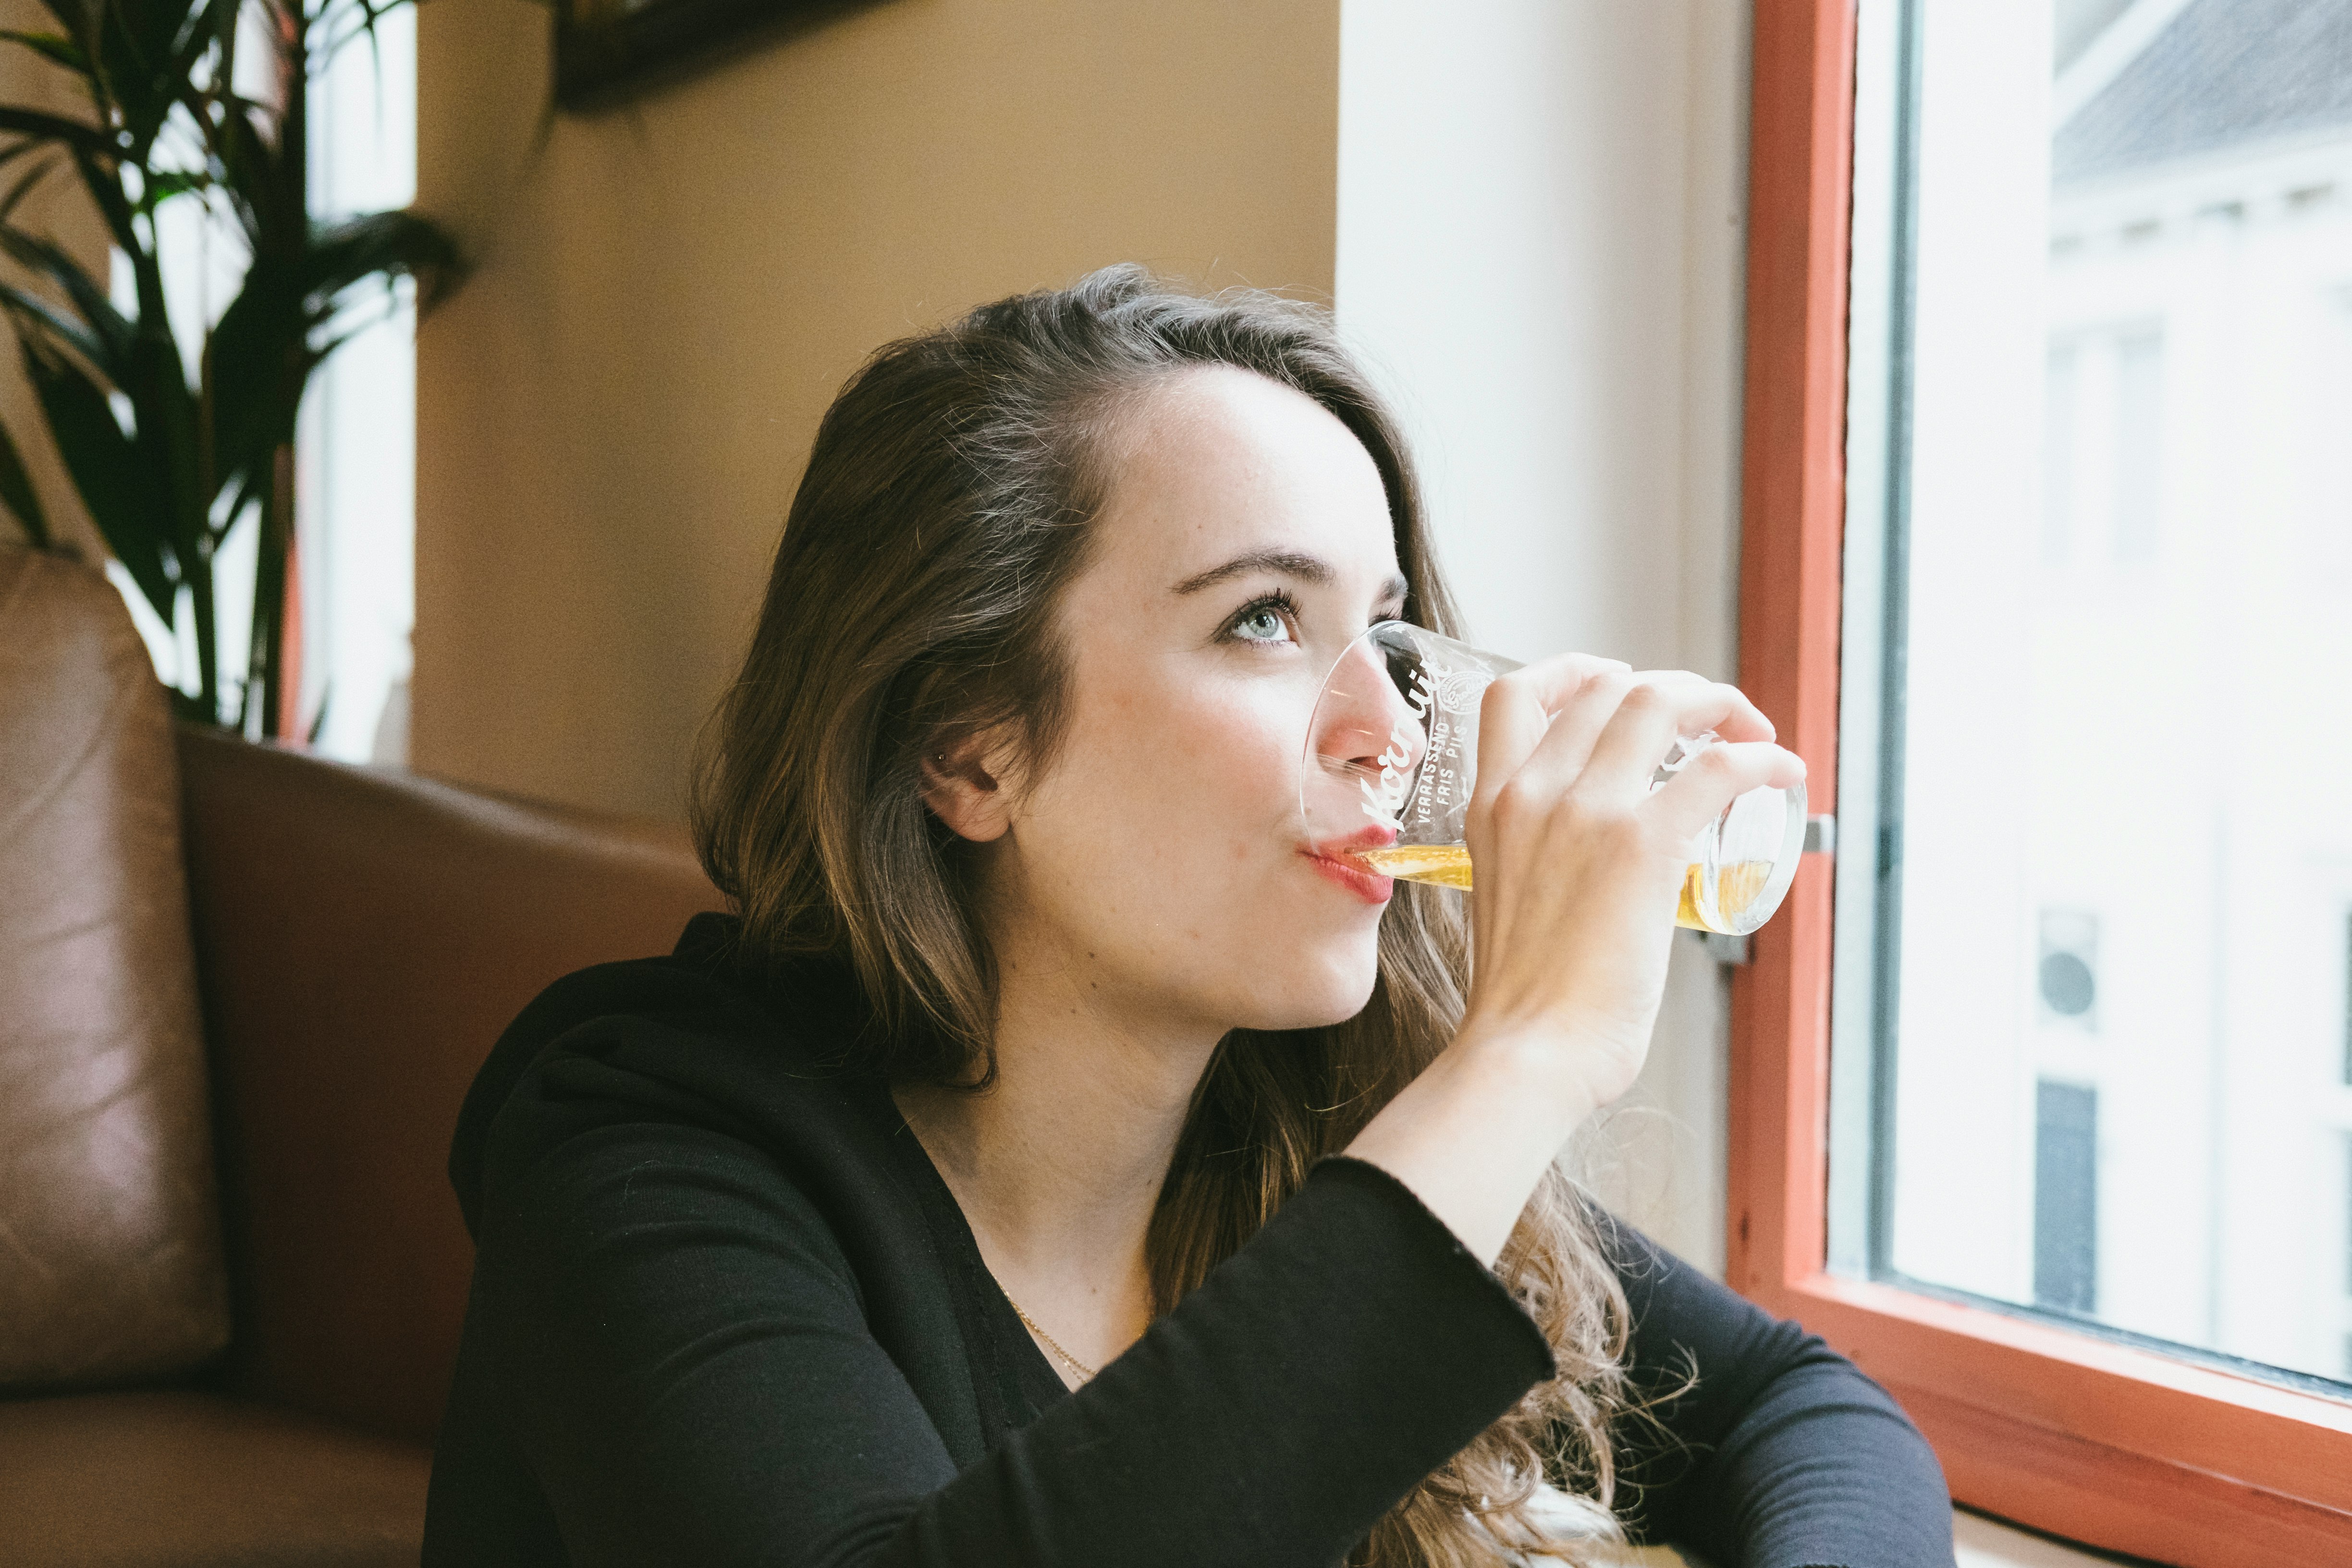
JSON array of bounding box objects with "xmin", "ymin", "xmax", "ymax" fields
[{"xmin": 1235, "ymin": 943, "xmax": 1382, "ymax": 1032}]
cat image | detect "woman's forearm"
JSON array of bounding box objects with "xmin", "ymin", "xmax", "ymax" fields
[{"xmin": 1343, "ymin": 1021, "xmax": 1596, "ymax": 1266}]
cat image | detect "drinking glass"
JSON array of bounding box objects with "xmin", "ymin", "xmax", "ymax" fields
[{"xmin": 1299, "ymin": 622, "xmax": 1806, "ymax": 936}]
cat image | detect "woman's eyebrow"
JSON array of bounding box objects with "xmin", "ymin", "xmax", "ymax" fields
[
  {"xmin": 1173, "ymin": 549, "xmax": 1333, "ymax": 595},
  {"xmin": 1172, "ymin": 549, "xmax": 1410, "ymax": 608}
]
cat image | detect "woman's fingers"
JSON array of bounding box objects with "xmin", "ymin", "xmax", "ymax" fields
[
  {"xmin": 1644, "ymin": 739, "xmax": 1807, "ymax": 841},
  {"xmin": 1473, "ymin": 659, "xmax": 1795, "ymax": 847},
  {"xmin": 1505, "ymin": 669, "xmax": 1718, "ymax": 802},
  {"xmin": 1467, "ymin": 653, "xmax": 1629, "ymax": 819},
  {"xmin": 1575, "ymin": 676, "xmax": 1774, "ymax": 800}
]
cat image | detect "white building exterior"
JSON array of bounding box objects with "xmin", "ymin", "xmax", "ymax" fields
[
  {"xmin": 1848, "ymin": 0, "xmax": 2352, "ymax": 1387},
  {"xmin": 2031, "ymin": 108, "xmax": 2352, "ymax": 1381}
]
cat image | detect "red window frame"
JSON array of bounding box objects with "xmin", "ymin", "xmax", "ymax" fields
[{"xmin": 1726, "ymin": 2, "xmax": 2352, "ymax": 1562}]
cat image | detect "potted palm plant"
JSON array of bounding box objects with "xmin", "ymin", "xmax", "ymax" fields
[{"xmin": 0, "ymin": 0, "xmax": 457, "ymax": 735}]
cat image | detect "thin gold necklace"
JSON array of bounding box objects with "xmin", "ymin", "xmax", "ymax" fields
[{"xmin": 1005, "ymin": 1297, "xmax": 1100, "ymax": 1382}]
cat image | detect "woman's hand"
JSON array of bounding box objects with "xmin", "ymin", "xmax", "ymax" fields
[
  {"xmin": 1344, "ymin": 657, "xmax": 1804, "ymax": 1265},
  {"xmin": 1458, "ymin": 657, "xmax": 1804, "ymax": 1114}
]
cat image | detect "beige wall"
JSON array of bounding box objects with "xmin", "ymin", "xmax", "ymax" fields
[{"xmin": 415, "ymin": 0, "xmax": 1339, "ymax": 819}]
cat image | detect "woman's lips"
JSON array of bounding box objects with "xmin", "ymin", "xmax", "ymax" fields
[{"xmin": 1302, "ymin": 825, "xmax": 1395, "ymax": 905}]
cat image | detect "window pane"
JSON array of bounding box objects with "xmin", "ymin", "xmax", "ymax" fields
[
  {"xmin": 1834, "ymin": 0, "xmax": 2352, "ymax": 1391},
  {"xmin": 301, "ymin": 2, "xmax": 418, "ymax": 764}
]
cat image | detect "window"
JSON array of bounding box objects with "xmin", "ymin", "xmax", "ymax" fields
[
  {"xmin": 1726, "ymin": 1, "xmax": 2352, "ymax": 1559},
  {"xmin": 299, "ymin": 5, "xmax": 419, "ymax": 764},
  {"xmin": 113, "ymin": 5, "xmax": 416, "ymax": 760},
  {"xmin": 2032, "ymin": 1080, "xmax": 2097, "ymax": 1316},
  {"xmin": 1847, "ymin": 0, "xmax": 2352, "ymax": 1381},
  {"xmin": 2042, "ymin": 329, "xmax": 2165, "ymax": 574},
  {"xmin": 2036, "ymin": 909, "xmax": 2097, "ymax": 1027}
]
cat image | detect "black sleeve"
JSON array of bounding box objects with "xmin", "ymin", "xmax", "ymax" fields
[
  {"xmin": 1603, "ymin": 1214, "xmax": 1956, "ymax": 1568},
  {"xmin": 453, "ymin": 1098, "xmax": 1554, "ymax": 1568}
]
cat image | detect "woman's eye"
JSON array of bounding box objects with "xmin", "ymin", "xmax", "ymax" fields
[{"xmin": 1232, "ymin": 605, "xmax": 1292, "ymax": 643}]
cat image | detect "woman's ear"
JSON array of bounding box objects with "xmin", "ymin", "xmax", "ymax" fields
[{"xmin": 920, "ymin": 729, "xmax": 1018, "ymax": 843}]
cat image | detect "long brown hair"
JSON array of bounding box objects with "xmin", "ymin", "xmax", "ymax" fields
[{"xmin": 693, "ymin": 265, "xmax": 1633, "ymax": 1565}]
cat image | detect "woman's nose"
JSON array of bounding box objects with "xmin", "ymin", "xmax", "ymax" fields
[{"xmin": 1307, "ymin": 638, "xmax": 1428, "ymax": 784}]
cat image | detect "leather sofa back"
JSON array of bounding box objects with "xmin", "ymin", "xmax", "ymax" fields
[
  {"xmin": 181, "ymin": 729, "xmax": 725, "ymax": 1441},
  {"xmin": 0, "ymin": 548, "xmax": 231, "ymax": 1391}
]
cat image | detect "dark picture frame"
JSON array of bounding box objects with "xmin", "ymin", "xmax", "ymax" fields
[{"xmin": 553, "ymin": 0, "xmax": 857, "ymax": 109}]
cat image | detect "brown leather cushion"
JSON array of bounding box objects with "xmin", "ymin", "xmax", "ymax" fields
[
  {"xmin": 181, "ymin": 728, "xmax": 724, "ymax": 1440},
  {"xmin": 0, "ymin": 548, "xmax": 230, "ymax": 1390},
  {"xmin": 0, "ymin": 1389, "xmax": 429, "ymax": 1566}
]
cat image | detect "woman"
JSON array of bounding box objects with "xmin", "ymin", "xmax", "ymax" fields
[{"xmin": 424, "ymin": 267, "xmax": 1954, "ymax": 1567}]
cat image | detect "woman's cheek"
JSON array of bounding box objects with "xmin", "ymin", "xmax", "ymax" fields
[
  {"xmin": 1080, "ymin": 673, "xmax": 1306, "ymax": 893},
  {"xmin": 1219, "ymin": 680, "xmax": 1314, "ymax": 808}
]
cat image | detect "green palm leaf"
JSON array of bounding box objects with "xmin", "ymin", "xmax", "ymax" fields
[
  {"xmin": 0, "ymin": 278, "xmax": 114, "ymax": 375},
  {"xmin": 98, "ymin": 0, "xmax": 216, "ymax": 158},
  {"xmin": 20, "ymin": 336, "xmax": 175, "ymax": 621},
  {"xmin": 0, "ymin": 222, "xmax": 134, "ymax": 372},
  {"xmin": 0, "ymin": 417, "xmax": 52, "ymax": 547},
  {"xmin": 204, "ymin": 252, "xmax": 305, "ymax": 504},
  {"xmin": 0, "ymin": 28, "xmax": 90, "ymax": 73},
  {"xmin": 0, "ymin": 107, "xmax": 108, "ymax": 153},
  {"xmin": 306, "ymin": 208, "xmax": 462, "ymax": 308}
]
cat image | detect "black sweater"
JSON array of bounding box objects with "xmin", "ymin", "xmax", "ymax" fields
[{"xmin": 422, "ymin": 914, "xmax": 1953, "ymax": 1568}]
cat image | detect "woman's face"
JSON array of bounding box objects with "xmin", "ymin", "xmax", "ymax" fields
[{"xmin": 974, "ymin": 366, "xmax": 1412, "ymax": 1038}]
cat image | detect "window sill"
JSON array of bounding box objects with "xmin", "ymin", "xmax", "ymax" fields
[
  {"xmin": 1955, "ymin": 1508, "xmax": 2139, "ymax": 1567},
  {"xmin": 1617, "ymin": 1507, "xmax": 2123, "ymax": 1567}
]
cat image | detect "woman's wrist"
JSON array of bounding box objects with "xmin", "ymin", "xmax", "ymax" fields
[{"xmin": 1446, "ymin": 1013, "xmax": 1606, "ymax": 1128}]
